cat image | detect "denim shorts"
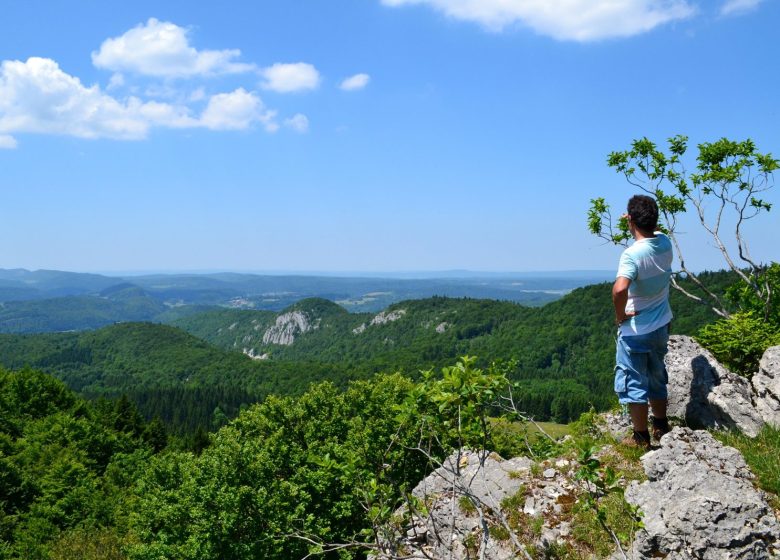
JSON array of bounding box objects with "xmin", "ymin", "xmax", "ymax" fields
[{"xmin": 614, "ymin": 324, "xmax": 670, "ymax": 404}]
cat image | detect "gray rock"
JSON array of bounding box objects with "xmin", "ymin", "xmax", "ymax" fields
[
  {"xmin": 411, "ymin": 450, "xmax": 532, "ymax": 511},
  {"xmin": 261, "ymin": 310, "xmax": 318, "ymax": 345},
  {"xmin": 666, "ymin": 335, "xmax": 764, "ymax": 437},
  {"xmin": 369, "ymin": 309, "xmax": 406, "ymax": 326},
  {"xmin": 376, "ymin": 450, "xmax": 533, "ymax": 559},
  {"xmin": 753, "ymin": 346, "xmax": 780, "ymax": 428},
  {"xmin": 625, "ymin": 427, "xmax": 780, "ymax": 559},
  {"xmin": 602, "ymin": 411, "xmax": 633, "ymax": 441}
]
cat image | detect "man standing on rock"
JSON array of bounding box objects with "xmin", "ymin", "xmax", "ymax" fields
[{"xmin": 613, "ymin": 195, "xmax": 673, "ymax": 448}]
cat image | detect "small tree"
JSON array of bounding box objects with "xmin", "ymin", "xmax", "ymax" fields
[{"xmin": 588, "ymin": 135, "xmax": 778, "ymax": 319}]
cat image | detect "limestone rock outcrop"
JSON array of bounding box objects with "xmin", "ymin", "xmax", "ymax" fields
[
  {"xmin": 261, "ymin": 310, "xmax": 318, "ymax": 345},
  {"xmin": 665, "ymin": 335, "xmax": 764, "ymax": 436},
  {"xmin": 370, "ymin": 309, "xmax": 406, "ymax": 326},
  {"xmin": 753, "ymin": 345, "xmax": 780, "ymax": 428},
  {"xmin": 373, "ymin": 450, "xmax": 585, "ymax": 560},
  {"xmin": 624, "ymin": 427, "xmax": 780, "ymax": 559}
]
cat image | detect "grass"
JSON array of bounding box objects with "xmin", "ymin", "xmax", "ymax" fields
[
  {"xmin": 458, "ymin": 495, "xmax": 477, "ymax": 514},
  {"xmin": 500, "ymin": 486, "xmax": 526, "ymax": 511},
  {"xmin": 528, "ymin": 421, "xmax": 572, "ymax": 440},
  {"xmin": 490, "ymin": 417, "xmax": 571, "ymax": 459},
  {"xmin": 571, "ymin": 492, "xmax": 641, "ymax": 558},
  {"xmin": 489, "ymin": 417, "xmax": 571, "ymax": 438},
  {"xmin": 713, "ymin": 424, "xmax": 780, "ymax": 497}
]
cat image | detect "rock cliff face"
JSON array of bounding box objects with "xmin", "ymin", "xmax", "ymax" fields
[
  {"xmin": 261, "ymin": 310, "xmax": 318, "ymax": 346},
  {"xmin": 374, "ymin": 449, "xmax": 573, "ymax": 560},
  {"xmin": 352, "ymin": 309, "xmax": 407, "ymax": 336}
]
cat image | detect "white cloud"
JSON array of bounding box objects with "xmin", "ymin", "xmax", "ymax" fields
[
  {"xmin": 107, "ymin": 72, "xmax": 124, "ymax": 90},
  {"xmin": 284, "ymin": 113, "xmax": 309, "ymax": 133},
  {"xmin": 144, "ymin": 83, "xmax": 181, "ymax": 99},
  {"xmin": 340, "ymin": 73, "xmax": 371, "ymax": 91},
  {"xmin": 381, "ymin": 0, "xmax": 696, "ymax": 41},
  {"xmin": 0, "ymin": 134, "xmax": 17, "ymax": 149},
  {"xmin": 92, "ymin": 18, "xmax": 255, "ymax": 78},
  {"xmin": 200, "ymin": 88, "xmax": 277, "ymax": 131},
  {"xmin": 0, "ymin": 57, "xmax": 168, "ymax": 140},
  {"xmin": 0, "ymin": 58, "xmax": 280, "ymax": 142},
  {"xmin": 260, "ymin": 62, "xmax": 320, "ymax": 93},
  {"xmin": 720, "ymin": 0, "xmax": 763, "ymax": 16}
]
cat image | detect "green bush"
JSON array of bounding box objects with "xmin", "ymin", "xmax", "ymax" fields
[{"xmin": 696, "ymin": 312, "xmax": 780, "ymax": 377}]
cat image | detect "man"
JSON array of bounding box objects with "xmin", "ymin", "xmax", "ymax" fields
[{"xmin": 613, "ymin": 194, "xmax": 673, "ymax": 449}]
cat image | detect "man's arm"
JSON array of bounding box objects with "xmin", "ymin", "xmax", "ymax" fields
[{"xmin": 612, "ymin": 276, "xmax": 635, "ymax": 325}]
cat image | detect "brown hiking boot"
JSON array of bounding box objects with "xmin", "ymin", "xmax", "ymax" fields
[
  {"xmin": 620, "ymin": 430, "xmax": 651, "ymax": 450},
  {"xmin": 651, "ymin": 417, "xmax": 671, "ymax": 442}
]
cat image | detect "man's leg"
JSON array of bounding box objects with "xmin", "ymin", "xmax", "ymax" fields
[
  {"xmin": 629, "ymin": 402, "xmax": 649, "ymax": 432},
  {"xmin": 648, "ymin": 326, "xmax": 671, "ymax": 440},
  {"xmin": 649, "ymin": 399, "xmax": 667, "ymax": 420},
  {"xmin": 616, "ymin": 332, "xmax": 652, "ymax": 448}
]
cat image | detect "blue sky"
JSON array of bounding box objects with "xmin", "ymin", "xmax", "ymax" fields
[{"xmin": 1, "ymin": 0, "xmax": 777, "ymax": 274}]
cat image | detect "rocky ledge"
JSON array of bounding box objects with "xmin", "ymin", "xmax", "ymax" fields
[
  {"xmin": 373, "ymin": 342, "xmax": 780, "ymax": 559},
  {"xmin": 625, "ymin": 427, "xmax": 779, "ymax": 559}
]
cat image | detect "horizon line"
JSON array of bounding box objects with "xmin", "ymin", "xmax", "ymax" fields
[{"xmin": 2, "ymin": 266, "xmax": 617, "ymax": 278}]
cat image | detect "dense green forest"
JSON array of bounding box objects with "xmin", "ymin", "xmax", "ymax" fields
[
  {"xmin": 0, "ymin": 366, "xmax": 460, "ymax": 559},
  {"xmin": 0, "ymin": 271, "xmax": 734, "ymax": 430},
  {"xmin": 0, "ymin": 270, "xmax": 760, "ymax": 559},
  {"xmin": 0, "ymin": 324, "xmax": 357, "ymax": 434},
  {"xmin": 0, "ymin": 367, "xmax": 164, "ymax": 559}
]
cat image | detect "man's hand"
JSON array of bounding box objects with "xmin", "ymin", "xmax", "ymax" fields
[
  {"xmin": 615, "ymin": 310, "xmax": 637, "ymax": 325},
  {"xmin": 612, "ymin": 276, "xmax": 636, "ymax": 325}
]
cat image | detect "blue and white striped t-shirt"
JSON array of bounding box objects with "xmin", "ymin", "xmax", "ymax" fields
[{"xmin": 617, "ymin": 233, "xmax": 673, "ymax": 336}]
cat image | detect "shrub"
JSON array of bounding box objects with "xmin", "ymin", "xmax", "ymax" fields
[{"xmin": 696, "ymin": 312, "xmax": 780, "ymax": 377}]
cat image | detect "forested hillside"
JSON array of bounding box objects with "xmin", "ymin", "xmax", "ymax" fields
[
  {"xmin": 0, "ymin": 271, "xmax": 734, "ymax": 429},
  {"xmin": 0, "ymin": 324, "xmax": 356, "ymax": 433},
  {"xmin": 167, "ymin": 271, "xmax": 732, "ymax": 421}
]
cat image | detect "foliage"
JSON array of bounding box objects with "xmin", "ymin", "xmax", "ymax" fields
[
  {"xmin": 726, "ymin": 262, "xmax": 780, "ymax": 324},
  {"xmin": 570, "ymin": 442, "xmax": 645, "ymax": 558},
  {"xmin": 0, "ymin": 292, "xmax": 167, "ymax": 334},
  {"xmin": 48, "ymin": 528, "xmax": 128, "ymax": 560},
  {"xmin": 0, "ymin": 322, "xmax": 358, "ymax": 434},
  {"xmin": 696, "ymin": 312, "xmax": 780, "ymax": 377},
  {"xmin": 0, "ymin": 367, "xmax": 163, "ymax": 559},
  {"xmin": 128, "ymin": 374, "xmax": 429, "ymax": 560},
  {"xmin": 701, "ymin": 262, "xmax": 780, "ymax": 377},
  {"xmin": 399, "ymin": 357, "xmax": 510, "ymax": 453},
  {"xmin": 589, "ymin": 135, "xmax": 778, "ymax": 319}
]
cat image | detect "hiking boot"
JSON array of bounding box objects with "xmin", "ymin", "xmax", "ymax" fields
[
  {"xmin": 620, "ymin": 430, "xmax": 651, "ymax": 450},
  {"xmin": 651, "ymin": 417, "xmax": 671, "ymax": 442}
]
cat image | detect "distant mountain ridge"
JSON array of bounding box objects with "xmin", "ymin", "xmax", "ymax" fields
[{"xmin": 0, "ymin": 267, "xmax": 614, "ymax": 332}]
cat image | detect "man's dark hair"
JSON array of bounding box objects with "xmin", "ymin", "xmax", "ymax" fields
[{"xmin": 627, "ymin": 195, "xmax": 659, "ymax": 232}]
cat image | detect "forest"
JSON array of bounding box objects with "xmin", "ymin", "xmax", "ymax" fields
[
  {"xmin": 0, "ymin": 270, "xmax": 734, "ymax": 435},
  {"xmin": 1, "ymin": 263, "xmax": 777, "ymax": 559}
]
